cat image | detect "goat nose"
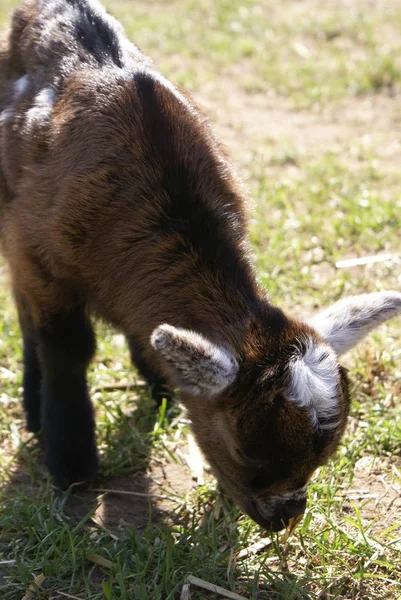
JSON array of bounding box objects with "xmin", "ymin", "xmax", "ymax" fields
[{"xmin": 245, "ymin": 494, "xmax": 307, "ymax": 532}]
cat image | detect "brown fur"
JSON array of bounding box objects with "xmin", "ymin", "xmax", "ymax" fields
[{"xmin": 0, "ymin": 0, "xmax": 353, "ymax": 530}]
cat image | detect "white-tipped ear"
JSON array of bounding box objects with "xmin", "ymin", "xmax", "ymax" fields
[
  {"xmin": 150, "ymin": 324, "xmax": 238, "ymax": 397},
  {"xmin": 310, "ymin": 291, "xmax": 401, "ymax": 355}
]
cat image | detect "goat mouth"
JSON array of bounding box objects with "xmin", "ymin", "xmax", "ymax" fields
[
  {"xmin": 209, "ymin": 467, "xmax": 294, "ymax": 532},
  {"xmin": 243, "ymin": 498, "xmax": 288, "ymax": 532}
]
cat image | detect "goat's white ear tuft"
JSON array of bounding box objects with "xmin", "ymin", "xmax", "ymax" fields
[
  {"xmin": 287, "ymin": 342, "xmax": 339, "ymax": 429},
  {"xmin": 151, "ymin": 324, "xmax": 238, "ymax": 397},
  {"xmin": 309, "ymin": 291, "xmax": 401, "ymax": 355}
]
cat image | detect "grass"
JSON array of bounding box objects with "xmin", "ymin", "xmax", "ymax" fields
[
  {"xmin": 1, "ymin": 0, "xmax": 401, "ymax": 598},
  {"xmin": 107, "ymin": 0, "xmax": 401, "ymax": 107}
]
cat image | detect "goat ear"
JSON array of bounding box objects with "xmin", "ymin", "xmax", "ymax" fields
[
  {"xmin": 150, "ymin": 324, "xmax": 238, "ymax": 397},
  {"xmin": 309, "ymin": 291, "xmax": 401, "ymax": 355}
]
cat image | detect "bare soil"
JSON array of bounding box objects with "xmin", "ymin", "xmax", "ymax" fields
[
  {"xmin": 90, "ymin": 459, "xmax": 195, "ymax": 531},
  {"xmin": 342, "ymin": 455, "xmax": 401, "ymax": 534},
  {"xmin": 199, "ymin": 89, "xmax": 401, "ymax": 174}
]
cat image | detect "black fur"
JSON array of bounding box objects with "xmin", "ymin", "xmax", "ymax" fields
[
  {"xmin": 27, "ymin": 0, "xmax": 144, "ymax": 77},
  {"xmin": 68, "ymin": 0, "xmax": 125, "ymax": 68},
  {"xmin": 135, "ymin": 75, "xmax": 250, "ymax": 284},
  {"xmin": 22, "ymin": 332, "xmax": 42, "ymax": 433},
  {"xmin": 14, "ymin": 293, "xmax": 42, "ymax": 433},
  {"xmin": 127, "ymin": 336, "xmax": 171, "ymax": 405},
  {"xmin": 37, "ymin": 306, "xmax": 98, "ymax": 489}
]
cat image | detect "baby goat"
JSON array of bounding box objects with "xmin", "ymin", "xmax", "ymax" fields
[{"xmin": 0, "ymin": 0, "xmax": 400, "ymax": 531}]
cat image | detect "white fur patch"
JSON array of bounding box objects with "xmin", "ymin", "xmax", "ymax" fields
[
  {"xmin": 287, "ymin": 340, "xmax": 340, "ymax": 429},
  {"xmin": 310, "ymin": 291, "xmax": 401, "ymax": 356},
  {"xmin": 0, "ymin": 108, "xmax": 14, "ymax": 126},
  {"xmin": 151, "ymin": 324, "xmax": 238, "ymax": 397},
  {"xmin": 0, "ymin": 76, "xmax": 30, "ymax": 129},
  {"xmin": 14, "ymin": 75, "xmax": 30, "ymax": 100},
  {"xmin": 25, "ymin": 87, "xmax": 56, "ymax": 132}
]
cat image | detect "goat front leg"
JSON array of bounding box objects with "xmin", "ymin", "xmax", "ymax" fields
[
  {"xmin": 14, "ymin": 291, "xmax": 42, "ymax": 433},
  {"xmin": 37, "ymin": 304, "xmax": 98, "ymax": 489},
  {"xmin": 127, "ymin": 336, "xmax": 172, "ymax": 405}
]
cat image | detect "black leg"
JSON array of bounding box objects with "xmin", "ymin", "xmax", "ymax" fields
[
  {"xmin": 127, "ymin": 336, "xmax": 171, "ymax": 404},
  {"xmin": 15, "ymin": 293, "xmax": 42, "ymax": 433},
  {"xmin": 37, "ymin": 305, "xmax": 98, "ymax": 489},
  {"xmin": 22, "ymin": 332, "xmax": 42, "ymax": 433}
]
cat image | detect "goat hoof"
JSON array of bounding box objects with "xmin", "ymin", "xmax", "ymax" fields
[
  {"xmin": 46, "ymin": 445, "xmax": 99, "ymax": 491},
  {"xmin": 26, "ymin": 414, "xmax": 41, "ymax": 434}
]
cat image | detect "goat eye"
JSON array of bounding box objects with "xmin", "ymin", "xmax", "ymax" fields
[
  {"xmin": 248, "ymin": 469, "xmax": 273, "ymax": 492},
  {"xmin": 273, "ymin": 393, "xmax": 286, "ymax": 406}
]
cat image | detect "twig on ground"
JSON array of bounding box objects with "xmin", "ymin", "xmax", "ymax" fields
[
  {"xmin": 56, "ymin": 592, "xmax": 84, "ymax": 600},
  {"xmin": 180, "ymin": 583, "xmax": 191, "ymax": 600},
  {"xmin": 335, "ymin": 254, "xmax": 395, "ymax": 268},
  {"xmin": 87, "ymin": 553, "xmax": 113, "ymax": 569},
  {"xmin": 0, "ymin": 559, "xmax": 16, "ymax": 565},
  {"xmin": 186, "ymin": 575, "xmax": 248, "ymax": 600},
  {"xmin": 21, "ymin": 573, "xmax": 45, "ymax": 600},
  {"xmin": 344, "ymin": 494, "xmax": 379, "ymax": 500},
  {"xmin": 91, "ymin": 487, "xmax": 182, "ymax": 503},
  {"xmin": 92, "ymin": 381, "xmax": 137, "ymax": 392},
  {"xmin": 236, "ymin": 537, "xmax": 273, "ymax": 560}
]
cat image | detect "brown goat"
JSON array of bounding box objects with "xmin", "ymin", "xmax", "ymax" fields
[{"xmin": 1, "ymin": 0, "xmax": 400, "ymax": 532}]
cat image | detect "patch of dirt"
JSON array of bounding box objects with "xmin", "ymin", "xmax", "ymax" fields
[
  {"xmin": 341, "ymin": 455, "xmax": 401, "ymax": 534},
  {"xmin": 2, "ymin": 449, "xmax": 196, "ymax": 531},
  {"xmin": 197, "ymin": 88, "xmax": 401, "ymax": 175},
  {"xmin": 91, "ymin": 459, "xmax": 195, "ymax": 531},
  {"xmin": 199, "ymin": 90, "xmax": 350, "ymax": 159}
]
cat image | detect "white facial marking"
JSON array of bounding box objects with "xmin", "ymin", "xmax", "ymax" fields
[
  {"xmin": 151, "ymin": 324, "xmax": 238, "ymax": 397},
  {"xmin": 25, "ymin": 87, "xmax": 56, "ymax": 131},
  {"xmin": 287, "ymin": 340, "xmax": 339, "ymax": 429},
  {"xmin": 14, "ymin": 75, "xmax": 30, "ymax": 100}
]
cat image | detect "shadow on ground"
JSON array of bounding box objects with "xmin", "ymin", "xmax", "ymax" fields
[{"xmin": 1, "ymin": 387, "xmax": 195, "ymax": 533}]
